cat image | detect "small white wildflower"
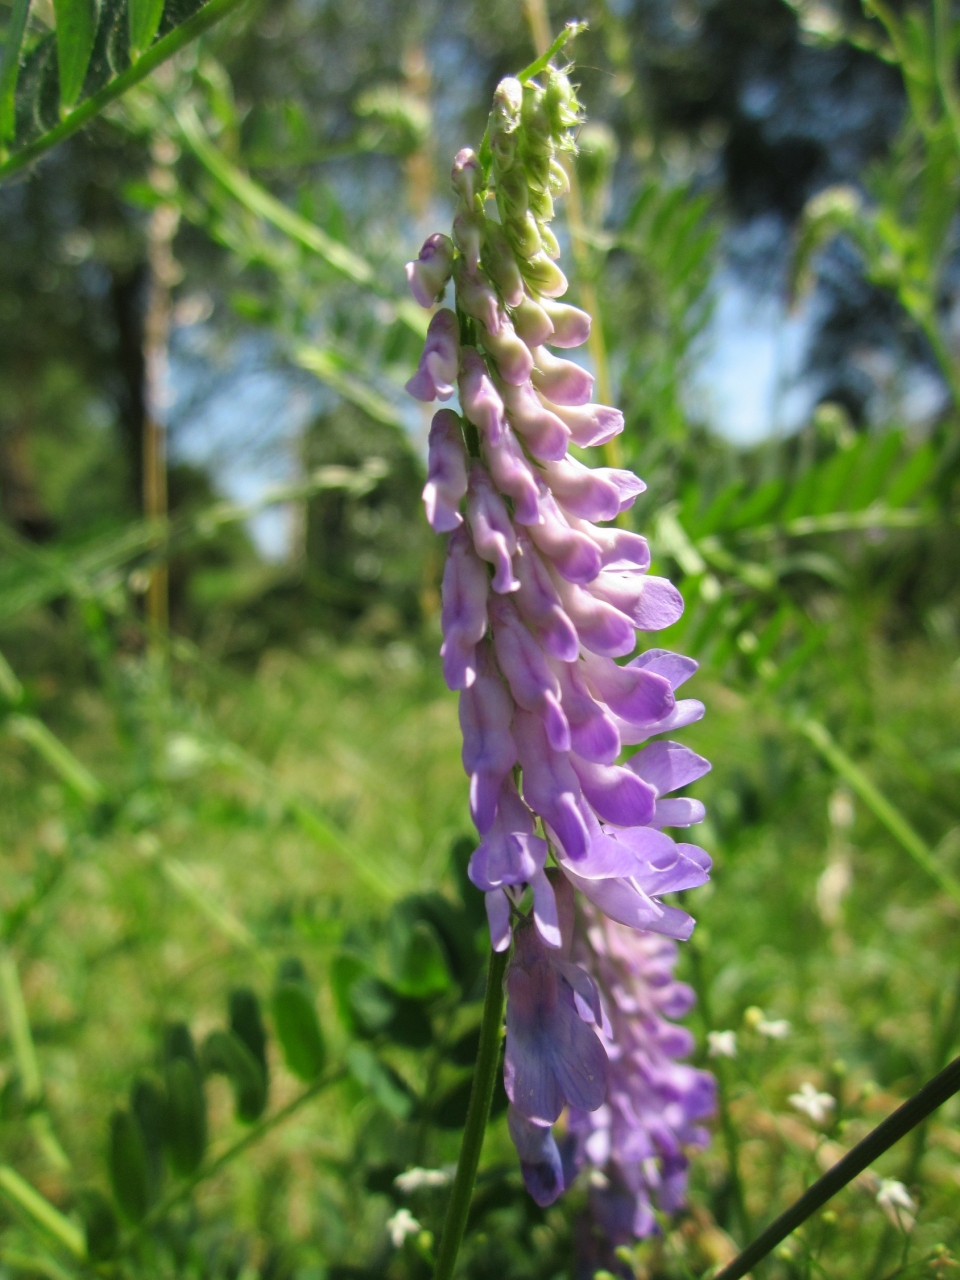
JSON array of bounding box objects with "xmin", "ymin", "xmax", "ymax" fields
[
  {"xmin": 708, "ymin": 1030, "xmax": 738, "ymax": 1059},
  {"xmin": 789, "ymin": 1081, "xmax": 835, "ymax": 1125},
  {"xmin": 386, "ymin": 1207, "xmax": 421, "ymax": 1248},
  {"xmin": 876, "ymin": 1179, "xmax": 916, "ymax": 1231},
  {"xmin": 394, "ymin": 1166, "xmax": 451, "ymax": 1193},
  {"xmin": 757, "ymin": 1018, "xmax": 791, "ymax": 1040}
]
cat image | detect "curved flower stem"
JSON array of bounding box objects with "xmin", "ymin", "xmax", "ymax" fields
[
  {"xmin": 433, "ymin": 946, "xmax": 509, "ymax": 1280},
  {"xmin": 712, "ymin": 1053, "xmax": 960, "ymax": 1280}
]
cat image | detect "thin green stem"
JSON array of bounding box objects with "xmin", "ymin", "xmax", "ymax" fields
[
  {"xmin": 687, "ymin": 941, "xmax": 751, "ymax": 1245},
  {"xmin": 796, "ymin": 718, "xmax": 960, "ymax": 911},
  {"xmin": 433, "ymin": 946, "xmax": 509, "ymax": 1280},
  {"xmin": 515, "ymin": 21, "xmax": 586, "ymax": 84},
  {"xmin": 713, "ymin": 1054, "xmax": 960, "ymax": 1280},
  {"xmin": 122, "ymin": 1064, "xmax": 347, "ymax": 1248},
  {"xmin": 0, "ymin": 0, "xmax": 249, "ymax": 183}
]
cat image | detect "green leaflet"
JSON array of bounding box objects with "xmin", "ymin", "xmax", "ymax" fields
[
  {"xmin": 128, "ymin": 0, "xmax": 165, "ymax": 57},
  {"xmin": 107, "ymin": 1109, "xmax": 151, "ymax": 1223},
  {"xmin": 272, "ymin": 960, "xmax": 326, "ymax": 1082},
  {"xmin": 76, "ymin": 1188, "xmax": 119, "ymax": 1261},
  {"xmin": 201, "ymin": 1029, "xmax": 267, "ymax": 1122},
  {"xmin": 163, "ymin": 1042, "xmax": 207, "ymax": 1176},
  {"xmin": 0, "ymin": 0, "xmax": 32, "ymax": 142},
  {"xmin": 52, "ymin": 0, "xmax": 97, "ymax": 109}
]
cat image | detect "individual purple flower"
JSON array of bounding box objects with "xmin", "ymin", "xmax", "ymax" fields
[
  {"xmin": 500, "ymin": 380, "xmax": 571, "ymax": 460},
  {"xmin": 512, "ymin": 294, "xmax": 555, "ymax": 347},
  {"xmin": 422, "ymin": 409, "xmax": 467, "ymax": 533},
  {"xmin": 508, "ymin": 1107, "xmax": 565, "ymax": 1208},
  {"xmin": 482, "ymin": 423, "xmax": 541, "ymax": 525},
  {"xmin": 531, "ymin": 346, "xmax": 594, "ymax": 406},
  {"xmin": 541, "ymin": 299, "xmax": 591, "ymax": 347},
  {"xmin": 504, "ymin": 915, "xmax": 607, "ymax": 1126},
  {"xmin": 458, "ymin": 638, "xmax": 516, "ymax": 832},
  {"xmin": 405, "ymin": 233, "xmax": 454, "ymax": 308},
  {"xmin": 538, "ymin": 394, "xmax": 625, "ymax": 449},
  {"xmin": 439, "ymin": 524, "xmax": 488, "ymax": 691},
  {"xmin": 459, "ymin": 346, "xmax": 505, "ymax": 445},
  {"xmin": 468, "ymin": 776, "xmax": 559, "ymax": 951},
  {"xmin": 466, "ymin": 463, "xmax": 519, "ymax": 595},
  {"xmin": 454, "ymin": 256, "xmax": 502, "ymax": 335},
  {"xmin": 405, "ymin": 308, "xmax": 459, "ymax": 402}
]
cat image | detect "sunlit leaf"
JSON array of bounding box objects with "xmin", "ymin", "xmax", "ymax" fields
[
  {"xmin": 52, "ymin": 0, "xmax": 97, "ymax": 109},
  {"xmin": 272, "ymin": 961, "xmax": 325, "ymax": 1082},
  {"xmin": 107, "ymin": 1109, "xmax": 150, "ymax": 1223}
]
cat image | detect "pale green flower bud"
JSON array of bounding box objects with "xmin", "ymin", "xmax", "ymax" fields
[
  {"xmin": 529, "ymin": 185, "xmax": 554, "ymax": 222},
  {"xmin": 483, "ymin": 220, "xmax": 525, "ymax": 308},
  {"xmin": 496, "ymin": 165, "xmax": 530, "ymax": 221},
  {"xmin": 506, "ymin": 210, "xmax": 543, "ymax": 260},
  {"xmin": 490, "ymin": 77, "xmax": 523, "ymax": 172},
  {"xmin": 452, "ymin": 148, "xmax": 483, "ymax": 204},
  {"xmin": 544, "ymin": 68, "xmax": 582, "ymax": 137},
  {"xmin": 519, "ymin": 251, "xmax": 568, "ymax": 298},
  {"xmin": 511, "ymin": 293, "xmax": 555, "ymax": 347},
  {"xmin": 548, "ymin": 158, "xmax": 570, "ymax": 196},
  {"xmin": 539, "ymin": 223, "xmax": 561, "ymax": 260}
]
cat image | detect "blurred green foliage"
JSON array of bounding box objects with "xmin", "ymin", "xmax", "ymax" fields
[{"xmin": 0, "ymin": 0, "xmax": 959, "ymax": 1278}]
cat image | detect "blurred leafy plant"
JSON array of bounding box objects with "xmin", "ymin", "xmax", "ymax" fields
[{"xmin": 0, "ymin": 0, "xmax": 247, "ymax": 180}]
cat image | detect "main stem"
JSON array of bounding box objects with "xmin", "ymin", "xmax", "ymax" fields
[{"xmin": 433, "ymin": 946, "xmax": 509, "ymax": 1280}]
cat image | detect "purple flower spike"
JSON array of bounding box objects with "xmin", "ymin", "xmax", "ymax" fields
[
  {"xmin": 508, "ymin": 1107, "xmax": 565, "ymax": 1206},
  {"xmin": 459, "ymin": 639, "xmax": 516, "ymax": 833},
  {"xmin": 439, "ymin": 525, "xmax": 488, "ymax": 690},
  {"xmin": 531, "ymin": 347, "xmax": 595, "ymax": 406},
  {"xmin": 483, "ymin": 318, "xmax": 534, "ymax": 386},
  {"xmin": 483, "ymin": 424, "xmax": 541, "ymax": 525},
  {"xmin": 542, "ymin": 299, "xmax": 591, "ymax": 348},
  {"xmin": 502, "ymin": 381, "xmax": 571, "ymax": 461},
  {"xmin": 459, "ymin": 347, "xmax": 505, "ymax": 446},
  {"xmin": 422, "ymin": 409, "xmax": 467, "ymax": 533},
  {"xmin": 490, "ymin": 596, "xmax": 570, "ymax": 752},
  {"xmin": 405, "ymin": 308, "xmax": 460, "ymax": 402},
  {"xmin": 405, "ymin": 233, "xmax": 455, "ymax": 309},
  {"xmin": 505, "ymin": 920, "xmax": 608, "ymax": 1124},
  {"xmin": 467, "ymin": 463, "xmax": 520, "ymax": 594},
  {"xmin": 408, "ymin": 71, "xmax": 713, "ymax": 1231}
]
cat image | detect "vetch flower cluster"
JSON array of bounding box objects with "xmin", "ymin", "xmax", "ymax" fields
[{"xmin": 406, "ymin": 58, "xmax": 714, "ymax": 1230}]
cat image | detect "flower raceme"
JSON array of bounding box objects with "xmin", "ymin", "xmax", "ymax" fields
[{"xmin": 405, "ymin": 62, "xmax": 714, "ymax": 1230}]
